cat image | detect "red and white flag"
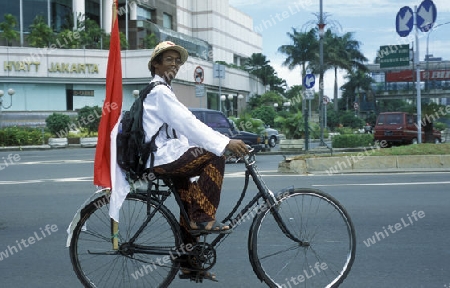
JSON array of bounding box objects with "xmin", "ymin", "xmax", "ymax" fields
[{"xmin": 93, "ymin": 0, "xmax": 122, "ymax": 188}]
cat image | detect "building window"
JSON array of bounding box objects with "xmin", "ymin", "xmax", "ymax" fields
[
  {"xmin": 51, "ymin": 0, "xmax": 72, "ymax": 32},
  {"xmin": 163, "ymin": 13, "xmax": 172, "ymax": 29},
  {"xmin": 23, "ymin": 0, "xmax": 48, "ymax": 32},
  {"xmin": 85, "ymin": 0, "xmax": 100, "ymax": 25},
  {"xmin": 137, "ymin": 6, "xmax": 152, "ymax": 21}
]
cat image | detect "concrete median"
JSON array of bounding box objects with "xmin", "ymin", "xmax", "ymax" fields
[{"xmin": 280, "ymin": 155, "xmax": 450, "ymax": 174}]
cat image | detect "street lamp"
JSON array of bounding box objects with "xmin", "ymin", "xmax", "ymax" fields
[
  {"xmin": 0, "ymin": 88, "xmax": 15, "ymax": 128},
  {"xmin": 0, "ymin": 88, "xmax": 15, "ymax": 110},
  {"xmin": 425, "ymin": 21, "xmax": 450, "ymax": 92},
  {"xmin": 220, "ymin": 94, "xmax": 230, "ymax": 116},
  {"xmin": 318, "ymin": 0, "xmax": 326, "ymax": 146}
]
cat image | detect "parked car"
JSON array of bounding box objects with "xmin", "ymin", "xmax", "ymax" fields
[
  {"xmin": 189, "ymin": 108, "xmax": 263, "ymax": 152},
  {"xmin": 264, "ymin": 127, "xmax": 279, "ymax": 148},
  {"xmin": 374, "ymin": 112, "xmax": 442, "ymax": 146}
]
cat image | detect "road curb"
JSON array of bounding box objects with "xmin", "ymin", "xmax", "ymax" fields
[{"xmin": 279, "ymin": 154, "xmax": 450, "ymax": 174}]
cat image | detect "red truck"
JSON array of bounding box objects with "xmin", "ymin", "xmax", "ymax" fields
[{"xmin": 374, "ymin": 112, "xmax": 442, "ymax": 146}]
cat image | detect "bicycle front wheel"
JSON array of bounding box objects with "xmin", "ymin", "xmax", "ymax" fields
[
  {"xmin": 249, "ymin": 188, "xmax": 356, "ymax": 288},
  {"xmin": 69, "ymin": 192, "xmax": 182, "ymax": 288}
]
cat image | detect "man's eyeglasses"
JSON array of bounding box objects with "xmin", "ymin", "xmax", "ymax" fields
[{"xmin": 164, "ymin": 57, "xmax": 183, "ymax": 65}]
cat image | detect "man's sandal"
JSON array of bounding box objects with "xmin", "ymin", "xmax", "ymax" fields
[
  {"xmin": 179, "ymin": 269, "xmax": 218, "ymax": 283},
  {"xmin": 189, "ymin": 220, "xmax": 232, "ymax": 235}
]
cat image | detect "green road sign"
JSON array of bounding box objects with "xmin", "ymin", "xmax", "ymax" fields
[{"xmin": 379, "ymin": 44, "xmax": 410, "ymax": 68}]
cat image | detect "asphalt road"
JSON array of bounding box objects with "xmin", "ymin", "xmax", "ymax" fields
[{"xmin": 0, "ymin": 148, "xmax": 449, "ymax": 288}]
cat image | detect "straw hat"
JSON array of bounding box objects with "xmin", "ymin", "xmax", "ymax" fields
[{"xmin": 148, "ymin": 41, "xmax": 188, "ymax": 71}]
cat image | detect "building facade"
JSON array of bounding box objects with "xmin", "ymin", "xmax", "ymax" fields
[{"xmin": 0, "ymin": 0, "xmax": 264, "ymax": 126}]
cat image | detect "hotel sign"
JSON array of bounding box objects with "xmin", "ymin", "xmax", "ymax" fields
[{"xmin": 3, "ymin": 61, "xmax": 99, "ymax": 74}]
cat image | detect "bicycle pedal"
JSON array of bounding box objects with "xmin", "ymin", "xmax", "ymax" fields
[{"xmin": 179, "ymin": 271, "xmax": 203, "ymax": 283}]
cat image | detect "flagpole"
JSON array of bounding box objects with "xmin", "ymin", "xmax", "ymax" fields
[{"xmin": 92, "ymin": 0, "xmax": 122, "ymax": 250}]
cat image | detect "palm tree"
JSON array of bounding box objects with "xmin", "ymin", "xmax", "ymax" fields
[
  {"xmin": 244, "ymin": 53, "xmax": 286, "ymax": 92},
  {"xmin": 244, "ymin": 53, "xmax": 270, "ymax": 85},
  {"xmin": 278, "ymin": 28, "xmax": 318, "ymax": 99},
  {"xmin": 308, "ymin": 30, "xmax": 368, "ymax": 112},
  {"xmin": 328, "ymin": 32, "xmax": 368, "ymax": 111},
  {"xmin": 341, "ymin": 68, "xmax": 374, "ymax": 112}
]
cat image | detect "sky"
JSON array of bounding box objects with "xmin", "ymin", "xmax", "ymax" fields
[{"xmin": 228, "ymin": 0, "xmax": 450, "ymax": 98}]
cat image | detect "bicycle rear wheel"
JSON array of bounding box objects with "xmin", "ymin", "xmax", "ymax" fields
[
  {"xmin": 249, "ymin": 188, "xmax": 356, "ymax": 288},
  {"xmin": 69, "ymin": 193, "xmax": 182, "ymax": 288}
]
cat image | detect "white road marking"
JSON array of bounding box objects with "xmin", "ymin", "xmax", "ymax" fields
[
  {"xmin": 0, "ymin": 177, "xmax": 93, "ymax": 185},
  {"xmin": 313, "ymin": 181, "xmax": 450, "ymax": 187}
]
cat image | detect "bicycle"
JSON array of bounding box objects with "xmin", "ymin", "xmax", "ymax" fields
[{"xmin": 68, "ymin": 149, "xmax": 356, "ymax": 287}]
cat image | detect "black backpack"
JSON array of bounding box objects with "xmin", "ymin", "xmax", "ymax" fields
[{"xmin": 116, "ymin": 81, "xmax": 168, "ymax": 181}]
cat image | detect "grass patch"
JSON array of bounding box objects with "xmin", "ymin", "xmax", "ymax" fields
[
  {"xmin": 370, "ymin": 143, "xmax": 450, "ymax": 156},
  {"xmin": 289, "ymin": 143, "xmax": 450, "ymax": 160}
]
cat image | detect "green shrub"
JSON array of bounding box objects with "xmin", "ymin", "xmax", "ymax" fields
[
  {"xmin": 230, "ymin": 114, "xmax": 265, "ymax": 135},
  {"xmin": 308, "ymin": 123, "xmax": 329, "ymax": 139},
  {"xmin": 339, "ymin": 111, "xmax": 365, "ymax": 128},
  {"xmin": 45, "ymin": 113, "xmax": 72, "ymax": 138},
  {"xmin": 332, "ymin": 133, "xmax": 374, "ymax": 148},
  {"xmin": 77, "ymin": 105, "xmax": 102, "ymax": 136},
  {"xmin": 0, "ymin": 127, "xmax": 44, "ymax": 146},
  {"xmin": 434, "ymin": 122, "xmax": 447, "ymax": 131},
  {"xmin": 250, "ymin": 106, "xmax": 277, "ymax": 127},
  {"xmin": 334, "ymin": 127, "xmax": 354, "ymax": 135}
]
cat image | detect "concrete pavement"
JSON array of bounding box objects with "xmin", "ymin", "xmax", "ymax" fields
[{"xmin": 1, "ymin": 144, "xmax": 450, "ymax": 175}]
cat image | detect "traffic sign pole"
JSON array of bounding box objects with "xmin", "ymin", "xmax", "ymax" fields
[
  {"xmin": 395, "ymin": 0, "xmax": 437, "ymax": 144},
  {"xmin": 414, "ymin": 5, "xmax": 422, "ymax": 143}
]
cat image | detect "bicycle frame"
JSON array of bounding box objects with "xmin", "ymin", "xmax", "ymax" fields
[{"xmin": 124, "ymin": 151, "xmax": 307, "ymax": 258}]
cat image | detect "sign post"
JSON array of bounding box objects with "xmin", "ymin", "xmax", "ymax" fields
[
  {"xmin": 323, "ymin": 96, "xmax": 330, "ymax": 128},
  {"xmin": 394, "ymin": 0, "xmax": 436, "ymax": 144},
  {"xmin": 194, "ymin": 66, "xmax": 205, "ymax": 107},
  {"xmin": 302, "ymin": 73, "xmax": 315, "ymax": 152},
  {"xmin": 213, "ymin": 64, "xmax": 225, "ymax": 112}
]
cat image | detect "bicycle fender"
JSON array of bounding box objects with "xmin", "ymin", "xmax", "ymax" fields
[{"xmin": 65, "ymin": 188, "xmax": 110, "ymax": 247}]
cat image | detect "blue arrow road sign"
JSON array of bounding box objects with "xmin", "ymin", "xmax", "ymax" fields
[
  {"xmin": 396, "ymin": 6, "xmax": 414, "ymax": 37},
  {"xmin": 303, "ymin": 74, "xmax": 315, "ymax": 89},
  {"xmin": 417, "ymin": 0, "xmax": 437, "ymax": 32}
]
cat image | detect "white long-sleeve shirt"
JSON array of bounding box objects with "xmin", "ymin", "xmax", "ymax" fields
[
  {"xmin": 109, "ymin": 75, "xmax": 230, "ymax": 222},
  {"xmin": 143, "ymin": 75, "xmax": 230, "ymax": 167}
]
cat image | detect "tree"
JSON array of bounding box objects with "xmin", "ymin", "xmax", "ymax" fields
[
  {"xmin": 56, "ymin": 29, "xmax": 81, "ymax": 48},
  {"xmin": 0, "ymin": 14, "xmax": 19, "ymax": 46},
  {"xmin": 327, "ymin": 32, "xmax": 368, "ymax": 111},
  {"xmin": 143, "ymin": 33, "xmax": 158, "ymax": 49},
  {"xmin": 250, "ymin": 106, "xmax": 278, "ymax": 127},
  {"xmin": 341, "ymin": 68, "xmax": 374, "ymax": 111},
  {"xmin": 275, "ymin": 110, "xmax": 305, "ymax": 139},
  {"xmin": 278, "ymin": 28, "xmax": 318, "ymax": 97},
  {"xmin": 27, "ymin": 15, "xmax": 54, "ymax": 48},
  {"xmin": 339, "ymin": 111, "xmax": 365, "ymax": 128},
  {"xmin": 79, "ymin": 18, "xmax": 104, "ymax": 49},
  {"xmin": 77, "ymin": 106, "xmax": 102, "ymax": 136},
  {"xmin": 45, "ymin": 113, "xmax": 72, "ymax": 138},
  {"xmin": 102, "ymin": 31, "xmax": 129, "ymax": 50},
  {"xmin": 244, "ymin": 53, "xmax": 274, "ymax": 90}
]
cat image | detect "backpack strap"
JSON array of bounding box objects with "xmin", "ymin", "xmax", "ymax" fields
[
  {"xmin": 137, "ymin": 81, "xmax": 171, "ymax": 172},
  {"xmin": 139, "ymin": 81, "xmax": 169, "ymax": 100}
]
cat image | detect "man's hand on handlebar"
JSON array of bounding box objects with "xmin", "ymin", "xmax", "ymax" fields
[{"xmin": 225, "ymin": 139, "xmax": 249, "ymax": 157}]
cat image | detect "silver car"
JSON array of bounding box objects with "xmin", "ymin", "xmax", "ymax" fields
[{"xmin": 264, "ymin": 127, "xmax": 279, "ymax": 148}]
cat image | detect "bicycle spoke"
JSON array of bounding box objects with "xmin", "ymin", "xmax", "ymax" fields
[
  {"xmin": 250, "ymin": 189, "xmax": 356, "ymax": 288},
  {"xmin": 70, "ymin": 194, "xmax": 181, "ymax": 287}
]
